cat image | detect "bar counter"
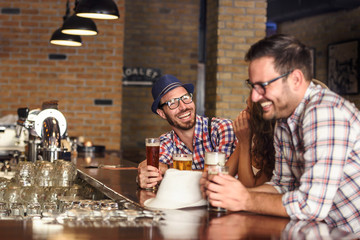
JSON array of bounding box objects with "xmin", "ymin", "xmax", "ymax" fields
[{"xmin": 0, "ymin": 153, "xmax": 357, "ymax": 239}]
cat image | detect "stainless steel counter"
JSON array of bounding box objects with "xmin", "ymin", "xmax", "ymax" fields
[{"xmin": 0, "ymin": 153, "xmax": 357, "ymax": 239}]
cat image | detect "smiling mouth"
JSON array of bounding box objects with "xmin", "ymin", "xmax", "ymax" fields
[
  {"xmin": 178, "ymin": 111, "xmax": 191, "ymax": 119},
  {"xmin": 260, "ymin": 101, "xmax": 272, "ymax": 111}
]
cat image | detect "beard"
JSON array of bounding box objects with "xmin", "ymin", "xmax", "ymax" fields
[{"xmin": 163, "ymin": 108, "xmax": 196, "ymax": 130}]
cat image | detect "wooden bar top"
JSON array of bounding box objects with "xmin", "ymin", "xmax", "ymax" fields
[{"xmin": 0, "ymin": 153, "xmax": 357, "ymax": 239}]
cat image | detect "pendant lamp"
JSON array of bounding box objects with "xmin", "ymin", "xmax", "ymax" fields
[
  {"xmin": 75, "ymin": 0, "xmax": 120, "ymax": 20},
  {"xmin": 61, "ymin": 14, "xmax": 98, "ymax": 36},
  {"xmin": 50, "ymin": 28, "xmax": 82, "ymax": 47}
]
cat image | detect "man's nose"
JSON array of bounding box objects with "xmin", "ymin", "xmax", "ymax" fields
[
  {"xmin": 178, "ymin": 99, "xmax": 187, "ymax": 110},
  {"xmin": 251, "ymin": 89, "xmax": 263, "ymax": 103}
]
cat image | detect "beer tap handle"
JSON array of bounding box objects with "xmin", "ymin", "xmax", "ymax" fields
[
  {"xmin": 17, "ymin": 108, "xmax": 29, "ymax": 122},
  {"xmin": 16, "ymin": 107, "xmax": 29, "ymax": 137}
]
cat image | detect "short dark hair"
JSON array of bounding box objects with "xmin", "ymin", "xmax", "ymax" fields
[{"xmin": 245, "ymin": 34, "xmax": 312, "ymax": 81}]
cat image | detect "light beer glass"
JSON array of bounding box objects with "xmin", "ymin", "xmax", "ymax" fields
[
  {"xmin": 145, "ymin": 138, "xmax": 160, "ymax": 168},
  {"xmin": 173, "ymin": 154, "xmax": 192, "ymax": 170},
  {"xmin": 204, "ymin": 152, "xmax": 226, "ymax": 172},
  {"xmin": 207, "ymin": 165, "xmax": 229, "ymax": 212}
]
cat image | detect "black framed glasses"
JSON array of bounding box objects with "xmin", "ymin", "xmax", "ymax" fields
[
  {"xmin": 159, "ymin": 93, "xmax": 193, "ymax": 110},
  {"xmin": 246, "ymin": 70, "xmax": 293, "ymax": 95}
]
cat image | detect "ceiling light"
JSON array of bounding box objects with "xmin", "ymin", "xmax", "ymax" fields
[
  {"xmin": 50, "ymin": 28, "xmax": 82, "ymax": 47},
  {"xmin": 61, "ymin": 14, "xmax": 98, "ymax": 36},
  {"xmin": 75, "ymin": 0, "xmax": 120, "ymax": 20}
]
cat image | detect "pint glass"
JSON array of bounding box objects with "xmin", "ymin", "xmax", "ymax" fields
[
  {"xmin": 173, "ymin": 154, "xmax": 192, "ymax": 170},
  {"xmin": 207, "ymin": 165, "xmax": 229, "ymax": 212},
  {"xmin": 204, "ymin": 152, "xmax": 226, "ymax": 172},
  {"xmin": 145, "ymin": 138, "xmax": 160, "ymax": 168}
]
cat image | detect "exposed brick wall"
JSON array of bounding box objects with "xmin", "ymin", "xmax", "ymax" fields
[
  {"xmin": 122, "ymin": 0, "xmax": 200, "ymax": 161},
  {"xmin": 278, "ymin": 6, "xmax": 360, "ymax": 108},
  {"xmin": 0, "ymin": 0, "xmax": 267, "ymax": 162},
  {"xmin": 122, "ymin": 0, "xmax": 267, "ymax": 162},
  {"xmin": 205, "ymin": 0, "xmax": 267, "ymax": 119},
  {"xmin": 0, "ymin": 0, "xmax": 124, "ymax": 151}
]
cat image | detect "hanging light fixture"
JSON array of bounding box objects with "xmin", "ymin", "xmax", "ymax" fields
[
  {"xmin": 50, "ymin": 0, "xmax": 82, "ymax": 46},
  {"xmin": 50, "ymin": 28, "xmax": 82, "ymax": 46},
  {"xmin": 75, "ymin": 0, "xmax": 120, "ymax": 20},
  {"xmin": 61, "ymin": 14, "xmax": 98, "ymax": 36}
]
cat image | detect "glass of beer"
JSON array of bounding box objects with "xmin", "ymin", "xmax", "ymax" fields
[
  {"xmin": 204, "ymin": 152, "xmax": 226, "ymax": 172},
  {"xmin": 145, "ymin": 138, "xmax": 160, "ymax": 168},
  {"xmin": 207, "ymin": 165, "xmax": 229, "ymax": 212},
  {"xmin": 173, "ymin": 154, "xmax": 192, "ymax": 170}
]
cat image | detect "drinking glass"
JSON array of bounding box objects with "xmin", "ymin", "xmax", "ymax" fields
[
  {"xmin": 26, "ymin": 203, "xmax": 42, "ymax": 217},
  {"xmin": 44, "ymin": 186, "xmax": 66, "ymax": 204},
  {"xmin": 145, "ymin": 138, "xmax": 160, "ymax": 168},
  {"xmin": 42, "ymin": 202, "xmax": 58, "ymax": 215},
  {"xmin": 204, "ymin": 152, "xmax": 226, "ymax": 172},
  {"xmin": 9, "ymin": 202, "xmax": 25, "ymax": 217},
  {"xmin": 16, "ymin": 161, "xmax": 35, "ymax": 187},
  {"xmin": 35, "ymin": 161, "xmax": 54, "ymax": 187},
  {"xmin": 3, "ymin": 184, "xmax": 22, "ymax": 206},
  {"xmin": 54, "ymin": 160, "xmax": 77, "ymax": 187},
  {"xmin": 21, "ymin": 186, "xmax": 44, "ymax": 206},
  {"xmin": 172, "ymin": 154, "xmax": 192, "ymax": 170},
  {"xmin": 207, "ymin": 165, "xmax": 229, "ymax": 212}
]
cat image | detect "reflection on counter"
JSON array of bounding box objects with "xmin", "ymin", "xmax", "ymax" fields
[
  {"xmin": 282, "ymin": 220, "xmax": 360, "ymax": 240},
  {"xmin": 0, "ymin": 158, "xmax": 141, "ymax": 221}
]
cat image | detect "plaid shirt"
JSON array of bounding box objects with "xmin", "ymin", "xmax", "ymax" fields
[
  {"xmin": 159, "ymin": 115, "xmax": 237, "ymax": 169},
  {"xmin": 269, "ymin": 82, "xmax": 360, "ymax": 233}
]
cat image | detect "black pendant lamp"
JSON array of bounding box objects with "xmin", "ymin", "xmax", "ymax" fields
[
  {"xmin": 75, "ymin": 0, "xmax": 120, "ymax": 20},
  {"xmin": 50, "ymin": 28, "xmax": 82, "ymax": 47},
  {"xmin": 61, "ymin": 14, "xmax": 98, "ymax": 36},
  {"xmin": 50, "ymin": 0, "xmax": 82, "ymax": 47}
]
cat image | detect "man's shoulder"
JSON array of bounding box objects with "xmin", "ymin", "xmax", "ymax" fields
[
  {"xmin": 302, "ymin": 86, "xmax": 360, "ymax": 125},
  {"xmin": 307, "ymin": 86, "xmax": 358, "ymax": 112}
]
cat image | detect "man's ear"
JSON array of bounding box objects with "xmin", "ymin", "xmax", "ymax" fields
[
  {"xmin": 289, "ymin": 69, "xmax": 305, "ymax": 90},
  {"xmin": 157, "ymin": 108, "xmax": 166, "ymax": 119}
]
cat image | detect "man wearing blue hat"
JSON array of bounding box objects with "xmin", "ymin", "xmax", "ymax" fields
[{"xmin": 137, "ymin": 74, "xmax": 237, "ymax": 189}]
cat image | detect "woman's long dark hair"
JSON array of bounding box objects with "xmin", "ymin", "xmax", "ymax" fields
[{"xmin": 248, "ymin": 100, "xmax": 276, "ymax": 180}]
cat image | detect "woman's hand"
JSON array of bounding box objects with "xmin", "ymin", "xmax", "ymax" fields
[{"xmin": 233, "ymin": 110, "xmax": 251, "ymax": 142}]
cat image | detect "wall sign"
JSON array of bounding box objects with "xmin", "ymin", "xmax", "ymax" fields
[
  {"xmin": 328, "ymin": 40, "xmax": 359, "ymax": 94},
  {"xmin": 122, "ymin": 67, "xmax": 161, "ymax": 86}
]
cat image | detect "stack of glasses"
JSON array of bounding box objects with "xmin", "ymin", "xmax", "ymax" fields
[{"xmin": 0, "ymin": 159, "xmax": 88, "ymax": 218}]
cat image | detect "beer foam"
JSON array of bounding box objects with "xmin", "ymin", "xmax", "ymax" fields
[
  {"xmin": 205, "ymin": 152, "xmax": 225, "ymax": 165},
  {"xmin": 173, "ymin": 154, "xmax": 192, "ymax": 161},
  {"xmin": 146, "ymin": 142, "xmax": 160, "ymax": 147}
]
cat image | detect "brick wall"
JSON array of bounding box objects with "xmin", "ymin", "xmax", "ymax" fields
[
  {"xmin": 122, "ymin": 0, "xmax": 200, "ymax": 161},
  {"xmin": 278, "ymin": 6, "xmax": 360, "ymax": 107},
  {"xmin": 0, "ymin": 0, "xmax": 267, "ymax": 162},
  {"xmin": 0, "ymin": 0, "xmax": 124, "ymax": 151},
  {"xmin": 122, "ymin": 0, "xmax": 267, "ymax": 162},
  {"xmin": 205, "ymin": 0, "xmax": 267, "ymax": 119}
]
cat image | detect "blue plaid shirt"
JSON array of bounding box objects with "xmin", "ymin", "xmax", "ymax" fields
[
  {"xmin": 269, "ymin": 82, "xmax": 360, "ymax": 233},
  {"xmin": 159, "ymin": 115, "xmax": 237, "ymax": 169}
]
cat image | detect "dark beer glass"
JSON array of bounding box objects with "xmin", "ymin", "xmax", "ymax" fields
[{"xmin": 145, "ymin": 138, "xmax": 160, "ymax": 168}]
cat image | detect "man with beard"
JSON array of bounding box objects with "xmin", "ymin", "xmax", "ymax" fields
[
  {"xmin": 137, "ymin": 74, "xmax": 237, "ymax": 189},
  {"xmin": 201, "ymin": 34, "xmax": 360, "ymax": 234}
]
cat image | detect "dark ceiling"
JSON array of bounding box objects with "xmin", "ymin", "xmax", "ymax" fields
[{"xmin": 267, "ymin": 0, "xmax": 360, "ymax": 23}]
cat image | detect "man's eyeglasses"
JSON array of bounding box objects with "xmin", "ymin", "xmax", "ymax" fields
[
  {"xmin": 246, "ymin": 70, "xmax": 293, "ymax": 95},
  {"xmin": 159, "ymin": 93, "xmax": 193, "ymax": 110}
]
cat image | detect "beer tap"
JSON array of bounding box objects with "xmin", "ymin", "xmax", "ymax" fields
[{"xmin": 16, "ymin": 103, "xmax": 67, "ymax": 162}]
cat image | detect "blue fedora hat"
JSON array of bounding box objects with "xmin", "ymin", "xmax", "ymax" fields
[{"xmin": 151, "ymin": 75, "xmax": 194, "ymax": 114}]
